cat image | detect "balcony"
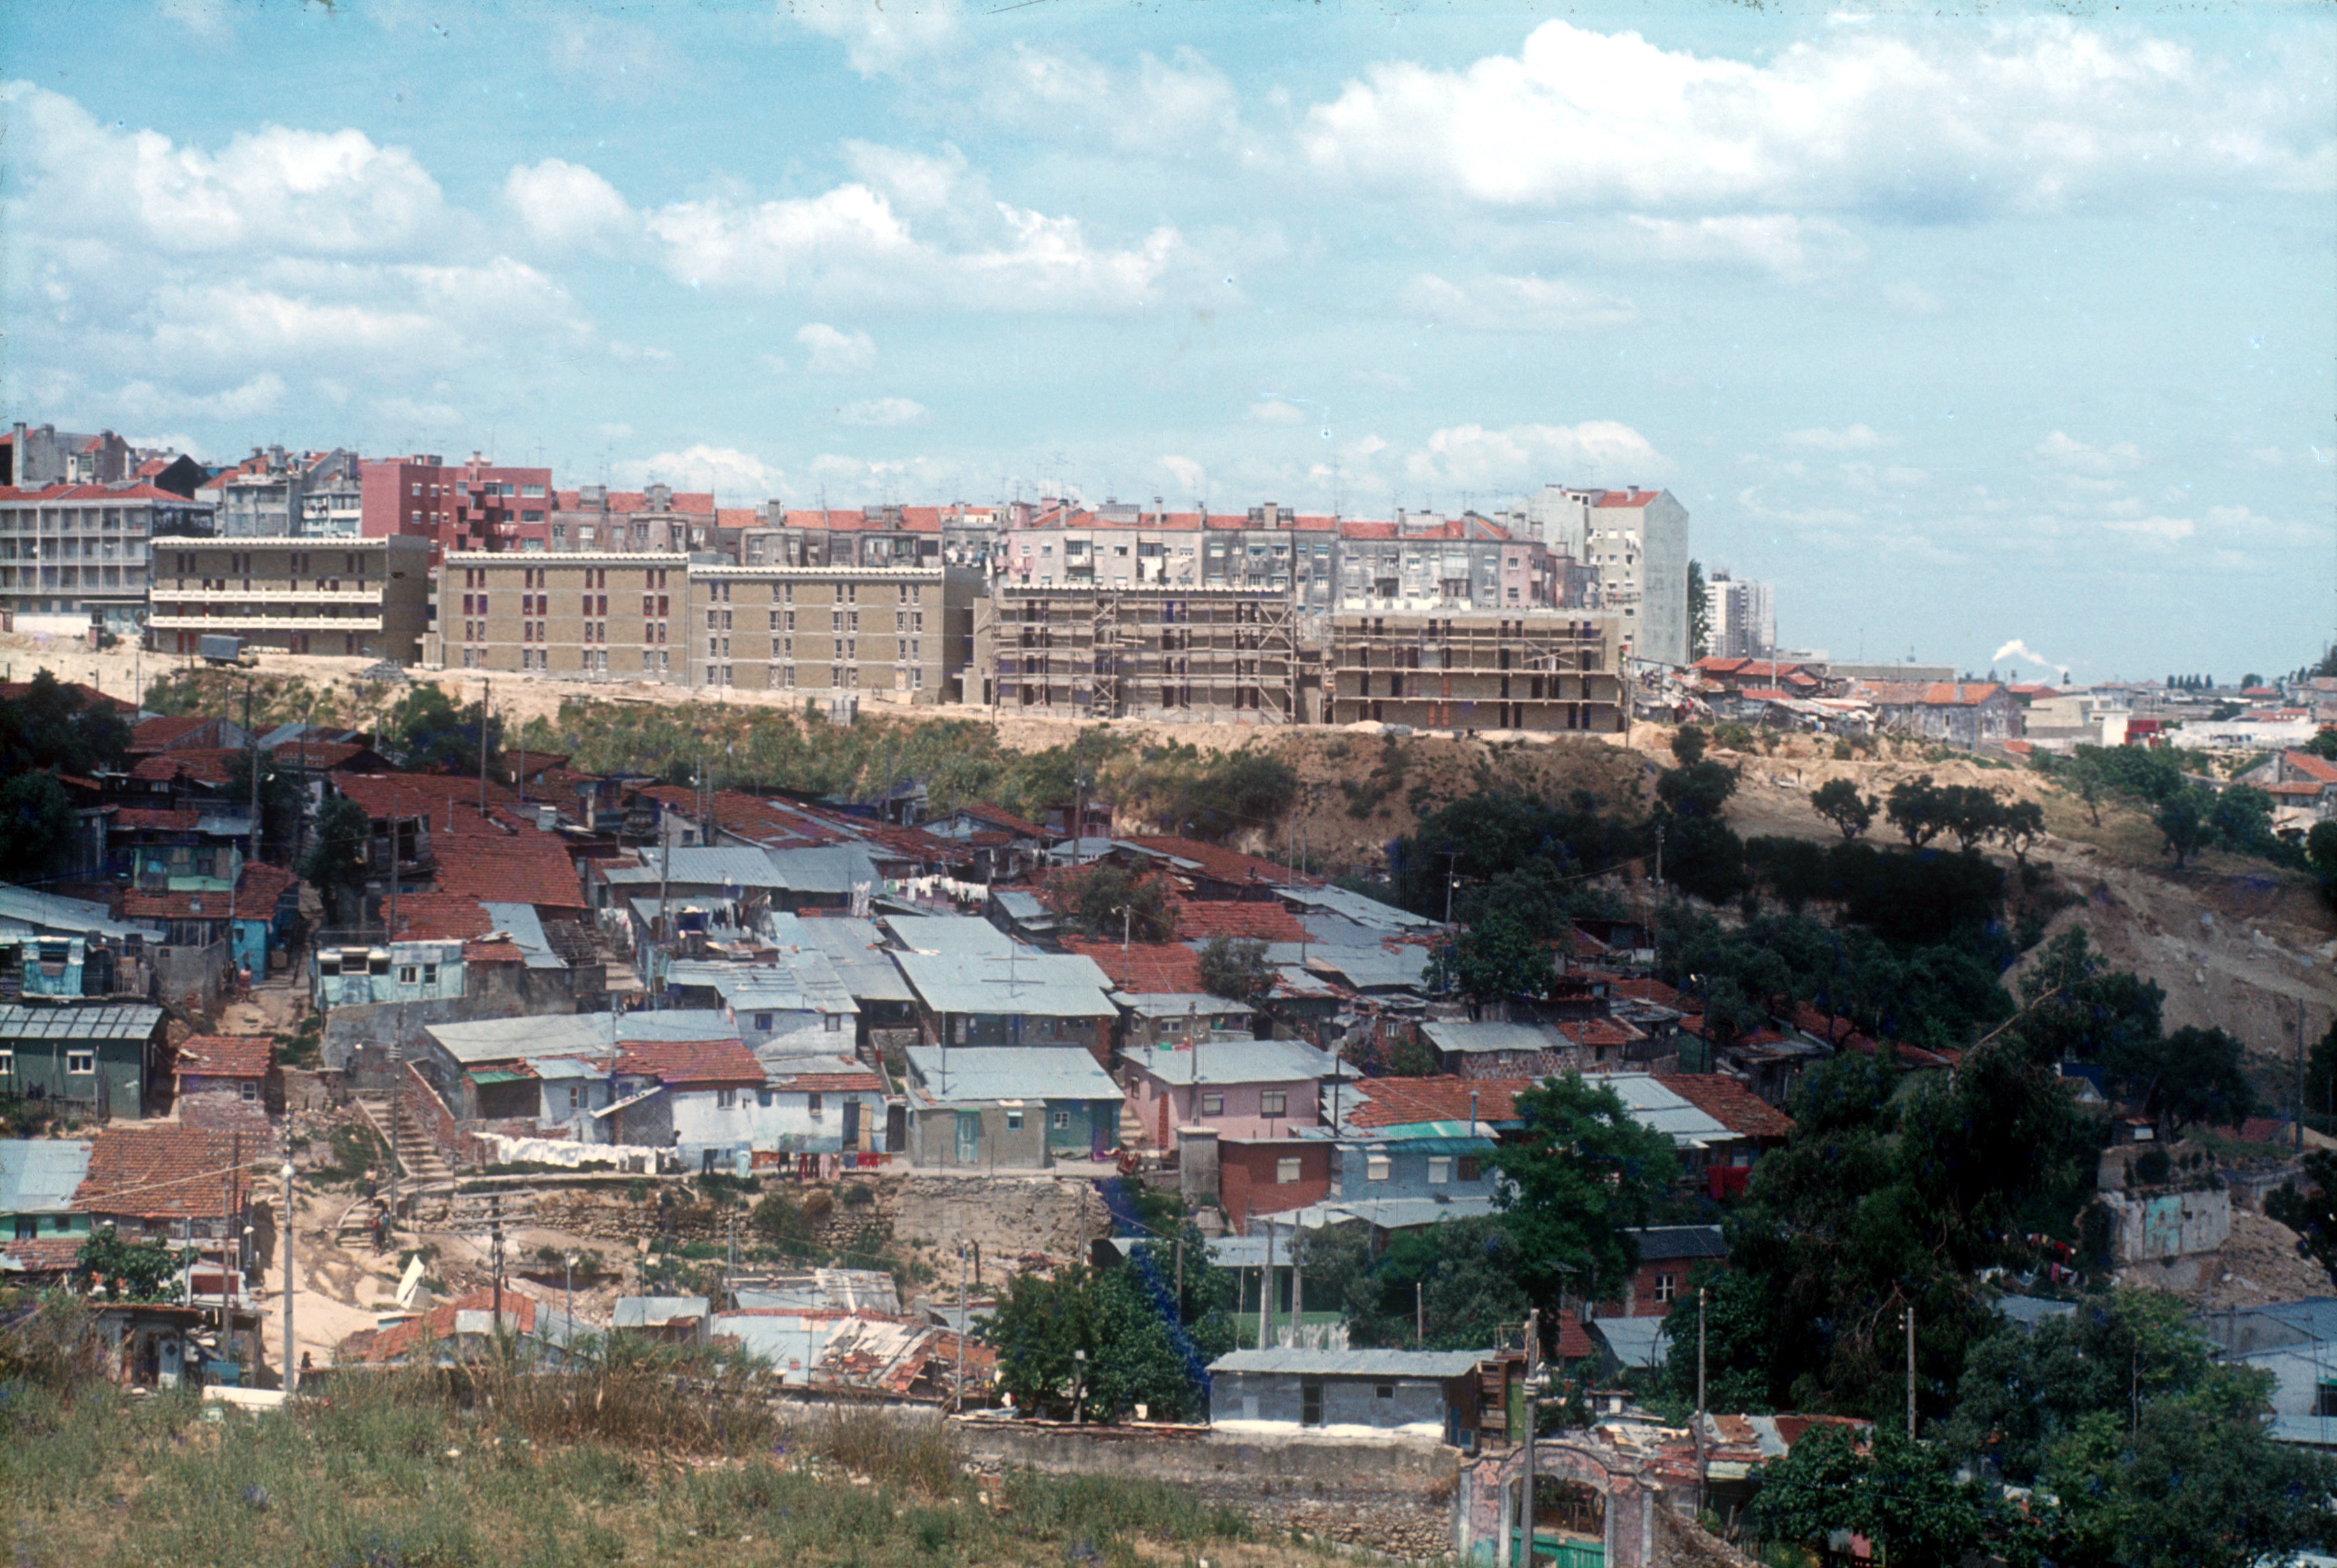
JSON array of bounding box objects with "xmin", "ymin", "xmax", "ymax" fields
[{"xmin": 149, "ymin": 613, "xmax": 387, "ymax": 632}]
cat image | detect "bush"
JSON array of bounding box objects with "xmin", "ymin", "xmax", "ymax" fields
[{"xmin": 795, "ymin": 1402, "xmax": 963, "ymax": 1495}]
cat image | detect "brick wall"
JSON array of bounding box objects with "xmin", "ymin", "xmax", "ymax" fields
[{"xmin": 1219, "ymin": 1142, "xmax": 1332, "ymax": 1231}]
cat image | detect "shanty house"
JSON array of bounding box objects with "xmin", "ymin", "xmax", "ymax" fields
[
  {"xmin": 901, "ymin": 1045, "xmax": 1122, "ymax": 1169},
  {"xmin": 0, "ymin": 1003, "xmax": 168, "ymax": 1119},
  {"xmin": 1207, "ymin": 1348, "xmax": 1487, "ymax": 1442},
  {"xmin": 894, "ymin": 949, "xmax": 1119, "ymax": 1063}
]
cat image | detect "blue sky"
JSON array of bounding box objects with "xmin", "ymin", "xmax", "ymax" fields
[{"xmin": 4, "ymin": 1, "xmax": 2331, "ymax": 680}]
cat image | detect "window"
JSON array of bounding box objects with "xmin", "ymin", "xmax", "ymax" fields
[
  {"xmin": 1300, "ymin": 1381, "xmax": 1323, "ymax": 1426},
  {"xmin": 1006, "ymin": 1108, "xmax": 1024, "ymax": 1131},
  {"xmin": 1427, "ymin": 1156, "xmax": 1452, "ymax": 1185},
  {"xmin": 1275, "ymin": 1158, "xmax": 1302, "ymax": 1185},
  {"xmin": 398, "ymin": 965, "xmax": 418, "ymax": 985},
  {"xmin": 1051, "ymin": 1110, "xmax": 1071, "ymax": 1131},
  {"xmin": 807, "ymin": 1093, "xmax": 824, "ymax": 1116},
  {"xmin": 240, "ymin": 1081, "xmax": 259, "ymax": 1102},
  {"xmin": 1457, "ymin": 1156, "xmax": 1481, "ymax": 1182},
  {"xmin": 824, "ymin": 1014, "xmax": 842, "ymax": 1033},
  {"xmin": 715, "ymin": 1088, "xmax": 737, "ymax": 1109},
  {"xmin": 1259, "ymin": 1091, "xmax": 1287, "ymax": 1117},
  {"xmin": 2318, "ymin": 1381, "xmax": 2337, "ymax": 1419},
  {"xmin": 1654, "ymin": 1272, "xmax": 1677, "ymax": 1304},
  {"xmin": 1199, "ymin": 1092, "xmax": 1224, "ymax": 1116},
  {"xmin": 65, "ymin": 1051, "xmax": 94, "ymax": 1075},
  {"xmin": 1374, "ymin": 1383, "xmax": 1395, "ymax": 1402},
  {"xmin": 0, "ymin": 1050, "xmax": 12, "ymax": 1075},
  {"xmin": 1365, "ymin": 1154, "xmax": 1390, "ymax": 1182},
  {"xmin": 753, "ymin": 1013, "xmax": 773, "ymax": 1031}
]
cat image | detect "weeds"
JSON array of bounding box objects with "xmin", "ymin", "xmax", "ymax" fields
[{"xmin": 794, "ymin": 1400, "xmax": 964, "ymax": 1496}]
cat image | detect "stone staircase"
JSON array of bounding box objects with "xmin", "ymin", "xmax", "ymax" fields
[{"xmin": 353, "ymin": 1089, "xmax": 453, "ymax": 1189}]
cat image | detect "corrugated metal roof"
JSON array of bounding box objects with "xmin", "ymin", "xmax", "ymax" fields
[
  {"xmin": 1598, "ymin": 1075, "xmax": 1733, "ymax": 1148},
  {"xmin": 1285, "ymin": 1195, "xmax": 1500, "ymax": 1231},
  {"xmin": 894, "ymin": 950, "xmax": 1116, "ymax": 1019},
  {"xmin": 1276, "ymin": 884, "xmax": 1436, "ymax": 930},
  {"xmin": 762, "ymin": 845, "xmax": 885, "ymax": 896},
  {"xmin": 1301, "ymin": 947, "xmax": 1433, "ymax": 991},
  {"xmin": 883, "ymin": 912, "xmax": 1025, "ymax": 957},
  {"xmin": 477, "ymin": 902, "xmax": 566, "ymax": 969},
  {"xmin": 773, "ymin": 915, "xmax": 917, "ymax": 1003},
  {"xmin": 0, "ymin": 1004, "xmax": 164, "ymax": 1042},
  {"xmin": 1421, "ymin": 1019, "xmax": 1568, "ymax": 1055},
  {"xmin": 990, "ymin": 890, "xmax": 1052, "ymax": 923},
  {"xmin": 614, "ymin": 1295, "xmax": 708, "ymax": 1327},
  {"xmin": 1123, "ymin": 1040, "xmax": 1334, "ymax": 1086},
  {"xmin": 1209, "ymin": 1348, "xmax": 1483, "ymax": 1377},
  {"xmin": 731, "ymin": 1268, "xmax": 900, "ymax": 1314},
  {"xmin": 903, "ymin": 1045, "xmax": 1119, "ymax": 1105},
  {"xmin": 637, "ymin": 847, "xmax": 794, "ymax": 889},
  {"xmin": 1627, "ymin": 1224, "xmax": 1728, "ymax": 1261},
  {"xmin": 1591, "ymin": 1316, "xmax": 1670, "ymax": 1369},
  {"xmin": 0, "ymin": 1140, "xmax": 92, "ymax": 1212},
  {"xmin": 426, "ymin": 1010, "xmax": 736, "ymax": 1064},
  {"xmin": 1112, "ymin": 992, "xmax": 1253, "ymax": 1019},
  {"xmin": 0, "ymin": 883, "xmax": 161, "ymax": 942}
]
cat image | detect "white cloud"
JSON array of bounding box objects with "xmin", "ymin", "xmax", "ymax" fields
[
  {"xmin": 1248, "ymin": 399, "xmax": 1308, "ymax": 426},
  {"xmin": 156, "ymin": 0, "xmax": 231, "ymax": 36},
  {"xmin": 1782, "ymin": 424, "xmax": 1891, "ymax": 452},
  {"xmin": 834, "ymin": 396, "xmax": 926, "ymax": 428},
  {"xmin": 2102, "ymin": 514, "xmax": 2194, "ymax": 542},
  {"xmin": 646, "ymin": 177, "xmax": 1209, "ymax": 312},
  {"xmin": 2035, "ymin": 430, "xmax": 2144, "ymax": 475},
  {"xmin": 1619, "ymin": 214, "xmax": 1863, "ymax": 278},
  {"xmin": 504, "ymin": 158, "xmax": 636, "ymax": 250},
  {"xmin": 785, "ymin": 0, "xmax": 961, "ymax": 78},
  {"xmin": 1990, "ymin": 639, "xmax": 2065, "ymax": 672},
  {"xmin": 1404, "ymin": 272, "xmax": 1636, "ymax": 331},
  {"xmin": 1160, "ymin": 455, "xmax": 1208, "ymax": 496},
  {"xmin": 1884, "ymin": 282, "xmax": 1946, "ymax": 316},
  {"xmin": 620, "ymin": 444, "xmax": 783, "ymax": 497},
  {"xmin": 996, "ymin": 45, "xmax": 1241, "ymax": 155},
  {"xmin": 841, "ymin": 141, "xmax": 973, "ymax": 213},
  {"xmin": 374, "ymin": 395, "xmax": 466, "ymax": 431},
  {"xmin": 3, "ymin": 82, "xmax": 447, "ymax": 257},
  {"xmin": 1299, "ymin": 20, "xmax": 2334, "ymax": 217},
  {"xmin": 595, "ymin": 423, "xmax": 635, "ymax": 441},
  {"xmin": 111, "ymin": 374, "xmax": 286, "ymax": 423},
  {"xmin": 1403, "ymin": 421, "xmax": 1664, "ymax": 490},
  {"xmin": 796, "ymin": 323, "xmax": 877, "ymax": 375}
]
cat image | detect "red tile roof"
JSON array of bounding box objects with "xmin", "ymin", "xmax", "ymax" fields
[
  {"xmin": 1172, "ymin": 900, "xmax": 1309, "ymax": 943},
  {"xmin": 2286, "ymin": 751, "xmax": 2337, "ymax": 785},
  {"xmin": 175, "ymin": 1034, "xmax": 274, "ymax": 1078},
  {"xmin": 1610, "ymin": 977, "xmax": 1685, "ymax": 1009},
  {"xmin": 130, "ymin": 715, "xmax": 219, "ymax": 750},
  {"xmin": 615, "ymin": 1036, "xmax": 762, "ymax": 1087},
  {"xmin": 947, "ymin": 801, "xmax": 1047, "ymax": 839},
  {"xmin": 1119, "ymin": 835, "xmax": 1321, "ymax": 891},
  {"xmin": 629, "ymin": 785, "xmax": 847, "ymax": 848},
  {"xmin": 1652, "ymin": 1075, "xmax": 1794, "ymax": 1139},
  {"xmin": 1347, "ymin": 1075, "xmax": 1530, "ymax": 1128},
  {"xmin": 331, "ymin": 773, "xmax": 518, "ymax": 822},
  {"xmin": 0, "ymin": 481, "xmax": 210, "ymax": 505},
  {"xmin": 1593, "ymin": 490, "xmax": 1663, "ymax": 508},
  {"xmin": 124, "ymin": 861, "xmax": 296, "ymax": 922},
  {"xmin": 280, "ymin": 741, "xmax": 380, "ymax": 772},
  {"xmin": 0, "ymin": 681, "xmax": 134, "ymax": 713},
  {"xmin": 111, "ymin": 808, "xmax": 201, "ymax": 832},
  {"xmin": 553, "ymin": 488, "xmax": 716, "ymax": 516},
  {"xmin": 355, "ymin": 1288, "xmax": 541, "ymax": 1362},
  {"xmin": 432, "ymin": 829, "xmax": 585, "ymax": 911},
  {"xmin": 75, "ymin": 1126, "xmax": 253, "ymax": 1221},
  {"xmin": 765, "ymin": 1064, "xmax": 884, "ymax": 1094},
  {"xmin": 129, "ymin": 748, "xmax": 239, "ymax": 787},
  {"xmin": 1057, "ymin": 937, "xmax": 1205, "ymax": 994}
]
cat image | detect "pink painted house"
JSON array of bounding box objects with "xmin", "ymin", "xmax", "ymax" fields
[{"xmin": 1121, "ymin": 1038, "xmax": 1342, "ymax": 1147}]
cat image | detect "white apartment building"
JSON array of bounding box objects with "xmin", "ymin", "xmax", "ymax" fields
[
  {"xmin": 1504, "ymin": 486, "xmax": 1692, "ymax": 667},
  {"xmin": 0, "ymin": 480, "xmax": 214, "ymax": 630},
  {"xmin": 1707, "ymin": 570, "xmax": 1777, "ymax": 661}
]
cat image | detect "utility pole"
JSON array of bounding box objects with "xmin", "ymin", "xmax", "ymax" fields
[
  {"xmin": 490, "ymin": 1193, "xmax": 506, "ymax": 1328},
  {"xmin": 1259, "ymin": 1219, "xmax": 1275, "ymax": 1349},
  {"xmin": 565, "ymin": 1251, "xmax": 576, "ymax": 1343},
  {"xmin": 1904, "ymin": 1302, "xmax": 1917, "ymax": 1439},
  {"xmin": 1415, "ymin": 1280, "xmax": 1425, "ymax": 1346},
  {"xmin": 1521, "ymin": 1308, "xmax": 1540, "ymax": 1568},
  {"xmin": 477, "ymin": 678, "xmax": 490, "ymax": 818},
  {"xmin": 280, "ymin": 1159, "xmax": 297, "ymax": 1395},
  {"xmin": 956, "ymin": 1242, "xmax": 969, "ymax": 1412},
  {"xmin": 2297, "ymin": 998, "xmax": 2308, "ymax": 1154},
  {"xmin": 1696, "ymin": 1287, "xmax": 1708, "ymax": 1514}
]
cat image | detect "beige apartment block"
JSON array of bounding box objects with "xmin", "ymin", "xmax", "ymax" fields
[
  {"xmin": 430, "ymin": 551, "xmax": 686, "ymax": 678},
  {"xmin": 683, "ymin": 565, "xmax": 978, "ymax": 702},
  {"xmin": 148, "ymin": 536, "xmax": 432, "ymax": 661},
  {"xmin": 1327, "ymin": 611, "xmax": 1625, "ymax": 732},
  {"xmin": 977, "ymin": 584, "xmax": 1300, "ymax": 723}
]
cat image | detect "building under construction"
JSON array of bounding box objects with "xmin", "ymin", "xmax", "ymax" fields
[
  {"xmin": 979, "ymin": 584, "xmax": 1300, "ymax": 723},
  {"xmin": 1327, "ymin": 611, "xmax": 1626, "ymax": 732}
]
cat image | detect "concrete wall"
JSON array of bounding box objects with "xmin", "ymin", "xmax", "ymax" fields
[
  {"xmin": 887, "ymin": 1172, "xmax": 1096, "ymax": 1265},
  {"xmin": 1455, "ymin": 1439, "xmax": 1662, "ymax": 1568},
  {"xmin": 1219, "ymin": 1140, "xmax": 1333, "ymax": 1229},
  {"xmin": 321, "ymin": 994, "xmax": 478, "ymax": 1072},
  {"xmin": 2104, "ymin": 1188, "xmax": 2231, "ymax": 1264},
  {"xmin": 153, "ymin": 940, "xmax": 224, "ymax": 1012}
]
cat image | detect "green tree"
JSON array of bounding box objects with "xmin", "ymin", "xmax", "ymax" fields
[
  {"xmin": 1670, "ymin": 724, "xmax": 1708, "ymax": 768},
  {"xmin": 76, "ymin": 1230, "xmax": 187, "ymax": 1302},
  {"xmin": 225, "ymin": 744, "xmax": 307, "ymax": 864},
  {"xmin": 1427, "ymin": 909, "xmax": 1555, "ymax": 1002},
  {"xmin": 2154, "ymin": 787, "xmax": 2210, "ymax": 868},
  {"xmin": 1997, "ymin": 798, "xmax": 2046, "ymax": 862},
  {"xmin": 388, "ymin": 683, "xmax": 500, "ymax": 776},
  {"xmin": 1753, "ymin": 1426, "xmax": 1986, "ymax": 1568},
  {"xmin": 0, "ymin": 669, "xmax": 131, "ymax": 776},
  {"xmin": 1656, "ymin": 759, "xmax": 1738, "ymax": 819},
  {"xmin": 300, "ymin": 794, "xmax": 372, "ymax": 926},
  {"xmin": 2268, "ymin": 1150, "xmax": 2337, "ymax": 1285},
  {"xmin": 2109, "ymin": 1024, "xmax": 2253, "ymax": 1136},
  {"xmin": 2305, "ymin": 1017, "xmax": 2337, "ymax": 1126},
  {"xmin": 1176, "ymin": 750, "xmax": 1297, "ymax": 843},
  {"xmin": 1197, "ymin": 936, "xmax": 1274, "ymax": 1006},
  {"xmin": 988, "ymin": 1261, "xmax": 1214, "ymax": 1423},
  {"xmin": 0, "ymin": 772, "xmax": 77, "ymax": 882},
  {"xmin": 1492, "ymin": 1073, "xmax": 1678, "ymax": 1313},
  {"xmin": 2064, "ymin": 746, "xmax": 2108, "ymax": 826},
  {"xmin": 2310, "ymin": 820, "xmax": 2337, "ymax": 903},
  {"xmin": 1935, "ymin": 784, "xmax": 2005, "ymax": 853},
  {"xmin": 2304, "ymin": 727, "xmax": 2337, "ymax": 761},
  {"xmin": 1297, "ymin": 1217, "xmax": 1533, "ymax": 1351},
  {"xmin": 1810, "ymin": 778, "xmax": 1876, "ymax": 840},
  {"xmin": 1054, "ymin": 862, "xmax": 1178, "ymax": 943},
  {"xmin": 1887, "ymin": 776, "xmax": 1949, "ymax": 848}
]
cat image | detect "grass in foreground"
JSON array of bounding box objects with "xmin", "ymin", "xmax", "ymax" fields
[{"xmin": 0, "ymin": 1372, "xmax": 1259, "ymax": 1568}]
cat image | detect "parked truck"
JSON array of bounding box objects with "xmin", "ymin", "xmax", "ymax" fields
[{"xmin": 198, "ymin": 635, "xmax": 255, "ymax": 667}]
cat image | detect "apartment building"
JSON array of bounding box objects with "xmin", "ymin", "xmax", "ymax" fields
[
  {"xmin": 147, "ymin": 536, "xmax": 432, "ymax": 660},
  {"xmin": 1499, "ymin": 486, "xmax": 1692, "ymax": 667},
  {"xmin": 544, "ymin": 483, "xmax": 719, "ymax": 554},
  {"xmin": 0, "ymin": 481, "xmax": 215, "ymax": 629},
  {"xmin": 1707, "ymin": 570, "xmax": 1777, "ymax": 661},
  {"xmin": 979, "ymin": 584, "xmax": 1300, "ymax": 723},
  {"xmin": 432, "ymin": 551, "xmax": 686, "ymax": 677},
  {"xmin": 739, "ymin": 504, "xmax": 949, "ymax": 570},
  {"xmin": 1330, "ymin": 513, "xmax": 1557, "ymax": 612},
  {"xmin": 996, "ymin": 500, "xmax": 1343, "ymax": 604},
  {"xmin": 1326, "ymin": 611, "xmax": 1625, "ymax": 732},
  {"xmin": 683, "ymin": 565, "xmax": 977, "ymax": 702},
  {"xmin": 1, "ymin": 424, "xmax": 136, "ymax": 488},
  {"xmin": 204, "ymin": 447, "xmax": 363, "ymax": 538},
  {"xmin": 360, "ymin": 453, "xmax": 555, "ymax": 558}
]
